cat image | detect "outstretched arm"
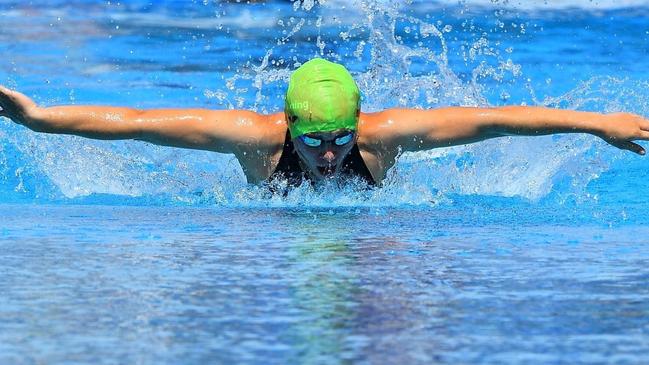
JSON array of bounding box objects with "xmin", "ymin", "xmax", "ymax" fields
[
  {"xmin": 368, "ymin": 106, "xmax": 649, "ymax": 155},
  {"xmin": 0, "ymin": 85, "xmax": 277, "ymax": 154}
]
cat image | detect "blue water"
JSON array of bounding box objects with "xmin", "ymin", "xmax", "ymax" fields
[{"xmin": 1, "ymin": 1, "xmax": 649, "ymax": 364}]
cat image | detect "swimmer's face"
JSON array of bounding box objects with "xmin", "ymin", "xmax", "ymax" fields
[{"xmin": 293, "ymin": 129, "xmax": 357, "ymax": 179}]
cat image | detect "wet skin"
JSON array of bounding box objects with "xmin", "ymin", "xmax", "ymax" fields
[
  {"xmin": 3, "ymin": 85, "xmax": 649, "ymax": 185},
  {"xmin": 291, "ymin": 129, "xmax": 356, "ymax": 180}
]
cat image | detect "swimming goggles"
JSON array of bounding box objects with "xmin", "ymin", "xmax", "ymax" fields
[{"xmin": 299, "ymin": 132, "xmax": 354, "ymax": 147}]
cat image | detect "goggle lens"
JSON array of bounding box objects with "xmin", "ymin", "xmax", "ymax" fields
[
  {"xmin": 334, "ymin": 133, "xmax": 353, "ymax": 146},
  {"xmin": 299, "ymin": 132, "xmax": 354, "ymax": 148},
  {"xmin": 301, "ymin": 135, "xmax": 322, "ymax": 147}
]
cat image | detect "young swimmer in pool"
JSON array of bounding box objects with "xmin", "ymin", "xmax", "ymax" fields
[{"xmin": 1, "ymin": 58, "xmax": 648, "ymax": 186}]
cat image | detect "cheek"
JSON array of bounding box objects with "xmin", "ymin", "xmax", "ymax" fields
[
  {"xmin": 295, "ymin": 146, "xmax": 318, "ymax": 163},
  {"xmin": 304, "ymin": 153, "xmax": 320, "ymax": 164},
  {"xmin": 337, "ymin": 145, "xmax": 355, "ymax": 160}
]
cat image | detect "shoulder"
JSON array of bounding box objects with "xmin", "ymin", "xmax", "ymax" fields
[
  {"xmin": 356, "ymin": 109, "xmax": 419, "ymax": 142},
  {"xmin": 355, "ymin": 111, "xmax": 404, "ymax": 183},
  {"xmin": 254, "ymin": 112, "xmax": 288, "ymax": 147},
  {"xmin": 234, "ymin": 111, "xmax": 289, "ymax": 183},
  {"xmin": 356, "ymin": 110, "xmax": 405, "ymax": 152},
  {"xmin": 355, "ymin": 108, "xmax": 448, "ymax": 181}
]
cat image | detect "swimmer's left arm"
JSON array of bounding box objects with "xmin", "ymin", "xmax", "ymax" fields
[{"xmin": 370, "ymin": 106, "xmax": 649, "ymax": 155}]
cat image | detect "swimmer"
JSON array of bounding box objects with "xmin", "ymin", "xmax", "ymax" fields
[{"xmin": 1, "ymin": 58, "xmax": 648, "ymax": 186}]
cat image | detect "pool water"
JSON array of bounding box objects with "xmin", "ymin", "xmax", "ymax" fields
[{"xmin": 1, "ymin": 1, "xmax": 649, "ymax": 364}]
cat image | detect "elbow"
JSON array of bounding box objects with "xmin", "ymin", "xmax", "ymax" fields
[{"xmin": 121, "ymin": 108, "xmax": 147, "ymax": 139}]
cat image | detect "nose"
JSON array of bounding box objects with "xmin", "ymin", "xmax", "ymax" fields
[{"xmin": 323, "ymin": 150, "xmax": 335, "ymax": 163}]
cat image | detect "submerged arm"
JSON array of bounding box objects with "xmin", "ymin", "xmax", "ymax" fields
[
  {"xmin": 0, "ymin": 85, "xmax": 273, "ymax": 154},
  {"xmin": 371, "ymin": 106, "xmax": 649, "ymax": 155}
]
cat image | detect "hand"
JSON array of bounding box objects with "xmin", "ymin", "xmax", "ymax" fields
[
  {"xmin": 0, "ymin": 85, "xmax": 38, "ymax": 126},
  {"xmin": 598, "ymin": 112, "xmax": 649, "ymax": 155}
]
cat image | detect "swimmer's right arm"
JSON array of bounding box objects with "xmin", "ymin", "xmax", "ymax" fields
[{"xmin": 0, "ymin": 86, "xmax": 278, "ymax": 154}]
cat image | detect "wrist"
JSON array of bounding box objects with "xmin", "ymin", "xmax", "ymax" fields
[
  {"xmin": 589, "ymin": 113, "xmax": 611, "ymax": 138},
  {"xmin": 23, "ymin": 106, "xmax": 50, "ymax": 132}
]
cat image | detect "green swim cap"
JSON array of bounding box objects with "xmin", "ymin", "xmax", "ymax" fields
[{"xmin": 285, "ymin": 58, "xmax": 360, "ymax": 138}]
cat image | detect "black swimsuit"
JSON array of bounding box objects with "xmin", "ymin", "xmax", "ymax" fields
[{"xmin": 267, "ymin": 131, "xmax": 376, "ymax": 188}]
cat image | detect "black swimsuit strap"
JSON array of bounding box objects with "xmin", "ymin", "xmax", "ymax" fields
[
  {"xmin": 342, "ymin": 144, "xmax": 376, "ymax": 185},
  {"xmin": 268, "ymin": 130, "xmax": 376, "ymax": 187},
  {"xmin": 269, "ymin": 130, "xmax": 306, "ymax": 187}
]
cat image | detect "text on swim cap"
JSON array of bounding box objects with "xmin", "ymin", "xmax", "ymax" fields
[{"xmin": 289, "ymin": 101, "xmax": 309, "ymax": 111}]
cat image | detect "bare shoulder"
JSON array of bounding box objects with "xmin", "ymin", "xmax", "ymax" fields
[
  {"xmin": 201, "ymin": 109, "xmax": 284, "ymax": 146},
  {"xmin": 234, "ymin": 111, "xmax": 288, "ymax": 183},
  {"xmin": 356, "ymin": 110, "xmax": 404, "ymax": 183},
  {"xmin": 235, "ymin": 111, "xmax": 286, "ymax": 147},
  {"xmin": 356, "ymin": 108, "xmax": 418, "ymax": 146}
]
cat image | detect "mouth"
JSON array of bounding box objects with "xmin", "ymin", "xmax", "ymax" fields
[{"xmin": 317, "ymin": 165, "xmax": 336, "ymax": 176}]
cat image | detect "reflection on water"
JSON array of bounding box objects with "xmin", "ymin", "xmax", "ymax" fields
[{"xmin": 0, "ymin": 206, "xmax": 648, "ymax": 364}]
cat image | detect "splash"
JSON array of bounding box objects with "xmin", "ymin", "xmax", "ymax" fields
[{"xmin": 0, "ymin": 0, "xmax": 647, "ymax": 206}]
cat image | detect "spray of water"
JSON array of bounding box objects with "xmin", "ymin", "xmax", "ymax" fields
[{"xmin": 0, "ymin": 0, "xmax": 646, "ymax": 206}]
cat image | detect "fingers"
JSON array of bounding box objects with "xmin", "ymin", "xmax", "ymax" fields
[
  {"xmin": 0, "ymin": 87, "xmax": 12, "ymax": 116},
  {"xmin": 616, "ymin": 141, "xmax": 646, "ymax": 155},
  {"xmin": 609, "ymin": 112, "xmax": 649, "ymax": 132},
  {"xmin": 628, "ymin": 113, "xmax": 649, "ymax": 132},
  {"xmin": 0, "ymin": 86, "xmax": 37, "ymax": 119},
  {"xmin": 0, "ymin": 85, "xmax": 16, "ymax": 112},
  {"xmin": 0, "ymin": 86, "xmax": 8, "ymax": 106},
  {"xmin": 0, "ymin": 85, "xmax": 13, "ymax": 103},
  {"xmin": 639, "ymin": 121, "xmax": 649, "ymax": 132},
  {"xmin": 639, "ymin": 131, "xmax": 649, "ymax": 140},
  {"xmin": 0, "ymin": 85, "xmax": 26, "ymax": 103}
]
